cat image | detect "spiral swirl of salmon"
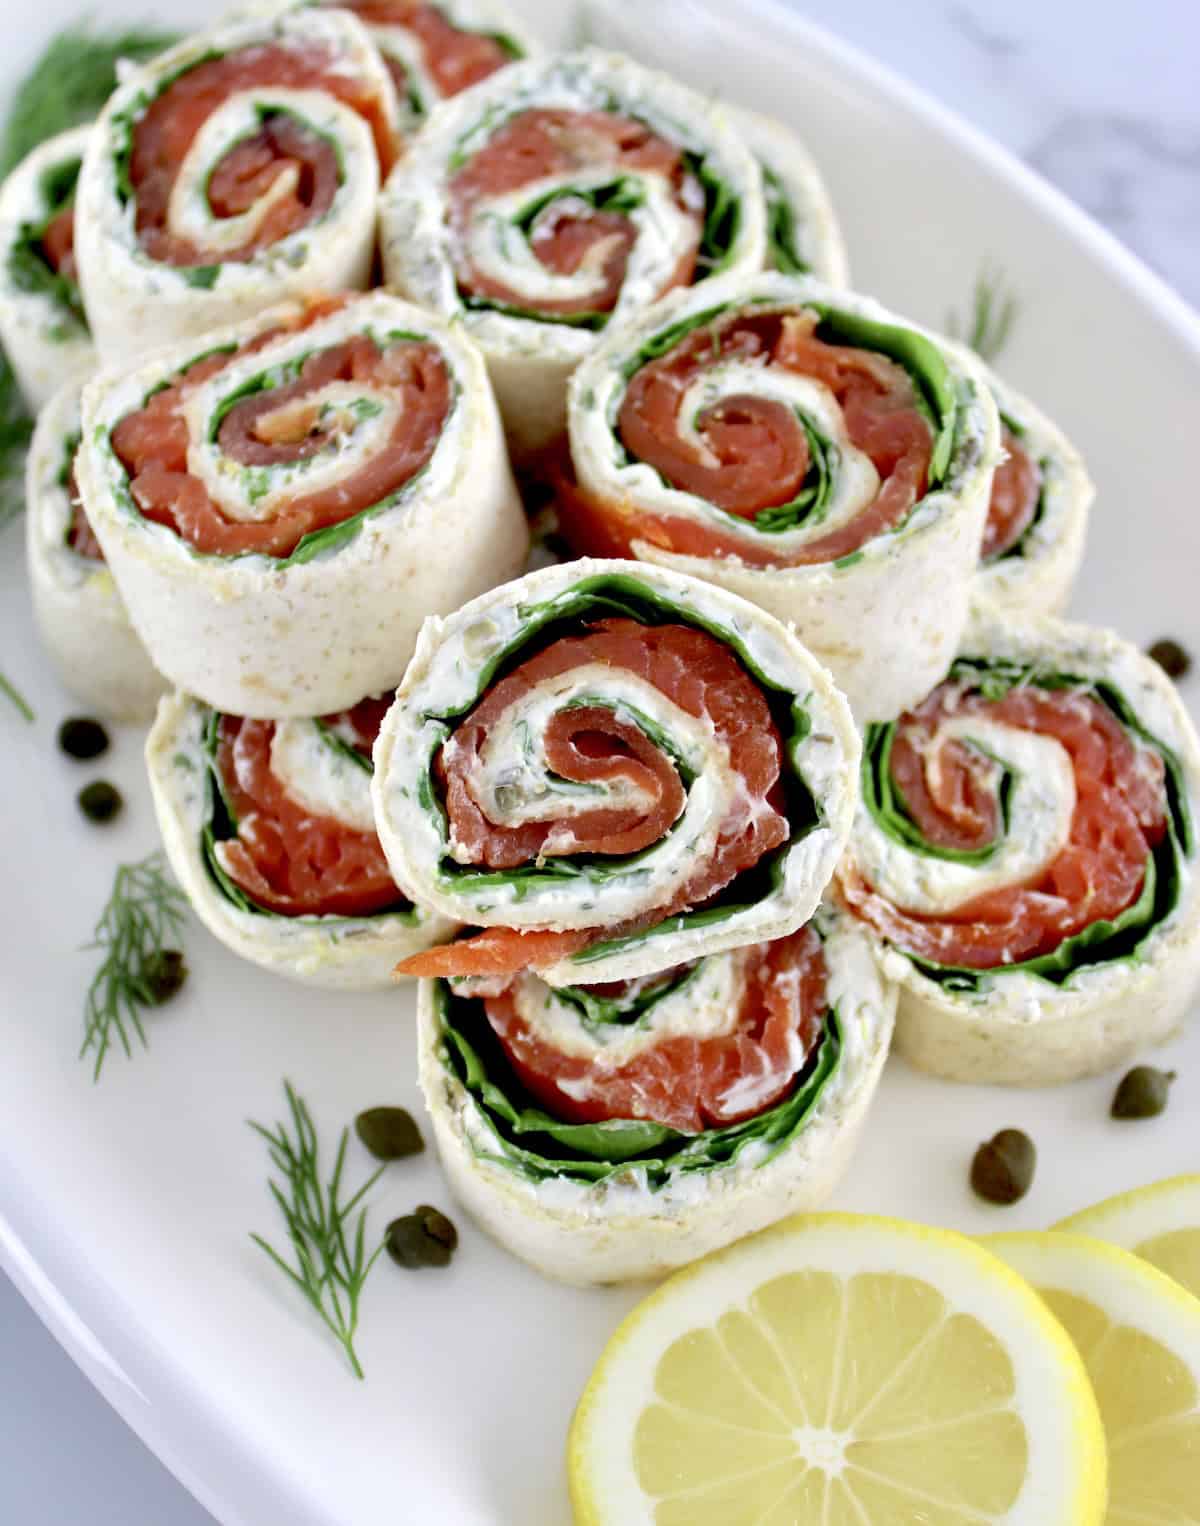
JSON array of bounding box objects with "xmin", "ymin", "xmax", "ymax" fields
[
  {"xmin": 333, "ymin": 0, "xmax": 534, "ymax": 133},
  {"xmin": 372, "ymin": 559, "xmax": 859, "ymax": 989},
  {"xmin": 561, "ymin": 272, "xmax": 1002, "ymax": 722},
  {"xmin": 837, "ymin": 608, "xmax": 1200, "ymax": 1085},
  {"xmin": 77, "ymin": 291, "xmax": 527, "ymax": 717},
  {"xmin": 417, "ymin": 906, "xmax": 896, "ymax": 1284},
  {"xmin": 379, "ymin": 49, "xmax": 767, "ymax": 459},
  {"xmin": 0, "ymin": 125, "xmax": 95, "ymax": 409},
  {"xmin": 146, "ymin": 692, "xmax": 457, "ymax": 991},
  {"xmin": 74, "ymin": 8, "xmax": 400, "ymax": 368}
]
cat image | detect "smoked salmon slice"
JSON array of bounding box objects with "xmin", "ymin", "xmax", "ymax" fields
[
  {"xmin": 214, "ymin": 697, "xmax": 401, "ymax": 918},
  {"xmin": 556, "ymin": 308, "xmax": 935, "ymax": 567},
  {"xmin": 128, "ymin": 44, "xmax": 395, "ymax": 267},
  {"xmin": 341, "ymin": 1, "xmax": 516, "ymax": 101},
  {"xmin": 981, "ymin": 425, "xmax": 1041, "ymax": 561},
  {"xmin": 109, "ymin": 300, "xmax": 451, "ymax": 558},
  {"xmin": 395, "ymin": 618, "xmax": 789, "ymax": 979},
  {"xmin": 449, "ymin": 108, "xmax": 702, "ymax": 318},
  {"xmin": 483, "ymin": 926, "xmax": 827, "ymax": 1133},
  {"xmin": 840, "ymin": 680, "xmax": 1169, "ymax": 968}
]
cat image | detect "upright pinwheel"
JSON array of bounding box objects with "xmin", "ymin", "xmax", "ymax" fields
[
  {"xmin": 372, "ymin": 559, "xmax": 860, "ymax": 987},
  {"xmin": 419, "ymin": 907, "xmax": 894, "ymax": 1283},
  {"xmin": 77, "ymin": 291, "xmax": 526, "ymax": 716},
  {"xmin": 26, "ymin": 377, "xmax": 166, "ymax": 719},
  {"xmin": 839, "ymin": 609, "xmax": 1200, "ymax": 1083},
  {"xmin": 74, "ymin": 6, "xmax": 399, "ymax": 367},
  {"xmin": 147, "ymin": 691, "xmax": 456, "ymax": 989},
  {"xmin": 559, "ymin": 271, "xmax": 1001, "ymax": 721},
  {"xmin": 0, "ymin": 125, "xmax": 96, "ymax": 408},
  {"xmin": 379, "ymin": 49, "xmax": 769, "ymax": 458}
]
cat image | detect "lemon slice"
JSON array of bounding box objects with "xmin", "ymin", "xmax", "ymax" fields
[
  {"xmin": 569, "ymin": 1212, "xmax": 1105, "ymax": 1524},
  {"xmin": 1056, "ymin": 1175, "xmax": 1200, "ymax": 1301},
  {"xmin": 987, "ymin": 1231, "xmax": 1200, "ymax": 1526}
]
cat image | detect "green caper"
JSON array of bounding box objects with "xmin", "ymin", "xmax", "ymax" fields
[
  {"xmin": 354, "ymin": 1106, "xmax": 424, "ymax": 1161},
  {"xmin": 77, "ymin": 779, "xmax": 123, "ymax": 824},
  {"xmin": 385, "ymin": 1205, "xmax": 458, "ymax": 1269},
  {"xmin": 1147, "ymin": 639, "xmax": 1192, "ymax": 680},
  {"xmin": 58, "ymin": 716, "xmax": 109, "ymax": 760},
  {"xmin": 1111, "ymin": 1066, "xmax": 1176, "ymax": 1119},
  {"xmin": 970, "ymin": 1128, "xmax": 1036, "ymax": 1205},
  {"xmin": 144, "ymin": 949, "xmax": 187, "ymax": 1005}
]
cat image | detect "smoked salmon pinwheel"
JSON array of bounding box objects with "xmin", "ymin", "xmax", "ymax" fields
[
  {"xmin": 372, "ymin": 559, "xmax": 860, "ymax": 989},
  {"xmin": 838, "ymin": 609, "xmax": 1200, "ymax": 1084},
  {"xmin": 732, "ymin": 107, "xmax": 848, "ymax": 283},
  {"xmin": 73, "ymin": 8, "xmax": 399, "ymax": 369},
  {"xmin": 147, "ymin": 691, "xmax": 456, "ymax": 989},
  {"xmin": 956, "ymin": 344, "xmax": 1094, "ymax": 615},
  {"xmin": 329, "ymin": 0, "xmax": 536, "ymax": 134},
  {"xmin": 418, "ymin": 907, "xmax": 894, "ymax": 1283},
  {"xmin": 25, "ymin": 378, "xmax": 166, "ymax": 720},
  {"xmin": 0, "ymin": 126, "xmax": 96, "ymax": 408},
  {"xmin": 560, "ymin": 272, "xmax": 1002, "ymax": 723},
  {"xmin": 76, "ymin": 291, "xmax": 527, "ymax": 717},
  {"xmin": 378, "ymin": 49, "xmax": 766, "ymax": 459}
]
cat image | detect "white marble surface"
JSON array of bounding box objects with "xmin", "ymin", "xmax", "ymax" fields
[{"xmin": 2, "ymin": 2, "xmax": 1196, "ymax": 1523}]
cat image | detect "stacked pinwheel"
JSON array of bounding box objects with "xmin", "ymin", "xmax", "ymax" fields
[{"xmin": 2, "ymin": 0, "xmax": 1197, "ymax": 1284}]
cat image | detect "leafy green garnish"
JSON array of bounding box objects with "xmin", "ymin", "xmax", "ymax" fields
[
  {"xmin": 7, "ymin": 155, "xmax": 86, "ymax": 328},
  {"xmin": 947, "ymin": 263, "xmax": 1019, "ymax": 365},
  {"xmin": 435, "ymin": 979, "xmax": 842, "ymax": 1186},
  {"xmin": 751, "ymin": 414, "xmax": 835, "ymax": 533},
  {"xmin": 0, "ymin": 670, "xmax": 34, "ymax": 721},
  {"xmin": 0, "ymin": 22, "xmax": 178, "ymax": 177},
  {"xmin": 81, "ymin": 851, "xmax": 189, "ymax": 1079},
  {"xmin": 250, "ymin": 1082, "xmax": 388, "ymax": 1379},
  {"xmin": 762, "ymin": 162, "xmax": 810, "ymax": 275},
  {"xmin": 684, "ymin": 151, "xmax": 742, "ymax": 277}
]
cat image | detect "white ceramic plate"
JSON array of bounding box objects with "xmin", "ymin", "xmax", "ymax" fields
[{"xmin": 2, "ymin": 1, "xmax": 1199, "ymax": 1522}]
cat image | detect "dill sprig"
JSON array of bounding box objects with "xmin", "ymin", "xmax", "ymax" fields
[
  {"xmin": 250, "ymin": 1083, "xmax": 388, "ymax": 1380},
  {"xmin": 947, "ymin": 263, "xmax": 1019, "ymax": 364},
  {"xmin": 81, "ymin": 851, "xmax": 189, "ymax": 1079},
  {"xmin": 0, "ymin": 669, "xmax": 34, "ymax": 721},
  {"xmin": 0, "ymin": 23, "xmax": 179, "ymax": 177}
]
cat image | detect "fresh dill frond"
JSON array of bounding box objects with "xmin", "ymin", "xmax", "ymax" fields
[
  {"xmin": 0, "ymin": 669, "xmax": 34, "ymax": 721},
  {"xmin": 250, "ymin": 1083, "xmax": 388, "ymax": 1380},
  {"xmin": 947, "ymin": 263, "xmax": 1019, "ymax": 364},
  {"xmin": 0, "ymin": 23, "xmax": 179, "ymax": 177},
  {"xmin": 81, "ymin": 851, "xmax": 189, "ymax": 1079}
]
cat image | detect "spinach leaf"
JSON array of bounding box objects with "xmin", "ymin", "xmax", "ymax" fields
[
  {"xmin": 435, "ymin": 979, "xmax": 843, "ymax": 1187},
  {"xmin": 7, "ymin": 154, "xmax": 86, "ymax": 330},
  {"xmin": 762, "ymin": 162, "xmax": 810, "ymax": 275}
]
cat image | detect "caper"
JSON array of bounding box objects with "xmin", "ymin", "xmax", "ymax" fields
[
  {"xmin": 385, "ymin": 1205, "xmax": 458, "ymax": 1269},
  {"xmin": 77, "ymin": 780, "xmax": 123, "ymax": 824},
  {"xmin": 970, "ymin": 1128, "xmax": 1036, "ymax": 1205},
  {"xmin": 58, "ymin": 716, "xmax": 109, "ymax": 760},
  {"xmin": 1147, "ymin": 639, "xmax": 1192, "ymax": 680},
  {"xmin": 144, "ymin": 949, "xmax": 187, "ymax": 1005},
  {"xmin": 354, "ymin": 1106, "xmax": 424, "ymax": 1161},
  {"xmin": 1111, "ymin": 1065, "xmax": 1176, "ymax": 1119}
]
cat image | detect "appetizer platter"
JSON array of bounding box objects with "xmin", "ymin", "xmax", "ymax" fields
[{"xmin": 1, "ymin": 0, "xmax": 1198, "ymax": 1521}]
